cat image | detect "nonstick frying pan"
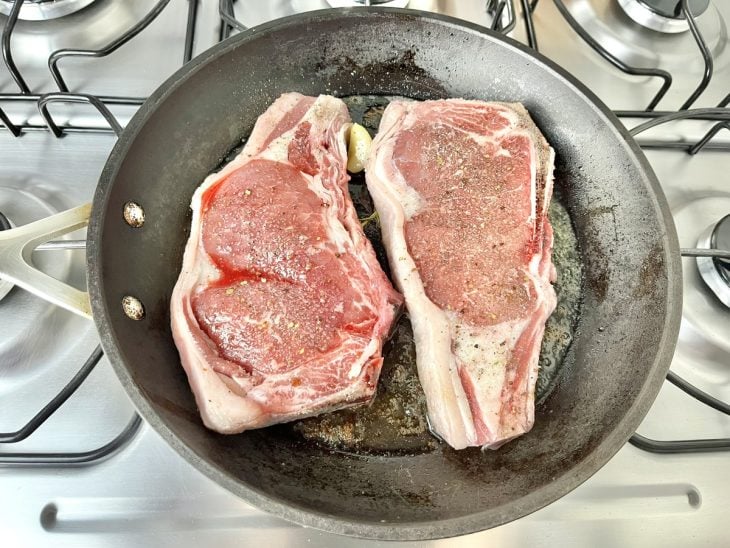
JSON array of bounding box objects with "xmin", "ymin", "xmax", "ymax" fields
[{"xmin": 0, "ymin": 8, "xmax": 681, "ymax": 541}]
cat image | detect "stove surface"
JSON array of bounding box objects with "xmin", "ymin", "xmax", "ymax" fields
[{"xmin": 1, "ymin": 1, "xmax": 729, "ymax": 546}]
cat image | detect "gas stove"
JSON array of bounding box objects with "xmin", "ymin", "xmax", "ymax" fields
[{"xmin": 1, "ymin": 1, "xmax": 729, "ymax": 546}]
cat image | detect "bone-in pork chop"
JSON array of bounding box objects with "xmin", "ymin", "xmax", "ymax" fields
[
  {"xmin": 366, "ymin": 99, "xmax": 556, "ymax": 449},
  {"xmin": 171, "ymin": 93, "xmax": 401, "ymax": 434}
]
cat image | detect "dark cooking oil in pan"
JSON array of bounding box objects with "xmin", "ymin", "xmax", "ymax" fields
[{"xmin": 291, "ymin": 96, "xmax": 583, "ymax": 454}]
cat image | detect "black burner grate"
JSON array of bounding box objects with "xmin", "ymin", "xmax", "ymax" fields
[
  {"xmin": 0, "ymin": 0, "xmax": 200, "ymax": 466},
  {"xmin": 0, "ymin": 347, "xmax": 143, "ymax": 465},
  {"xmin": 0, "ymin": 0, "xmax": 197, "ymax": 137},
  {"xmin": 534, "ymin": 0, "xmax": 730, "ymax": 453}
]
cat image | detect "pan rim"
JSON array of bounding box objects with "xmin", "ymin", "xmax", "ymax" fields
[{"xmin": 88, "ymin": 6, "xmax": 682, "ymax": 541}]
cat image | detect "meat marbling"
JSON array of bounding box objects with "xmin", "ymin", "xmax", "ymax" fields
[
  {"xmin": 366, "ymin": 99, "xmax": 557, "ymax": 449},
  {"xmin": 171, "ymin": 93, "xmax": 401, "ymax": 434}
]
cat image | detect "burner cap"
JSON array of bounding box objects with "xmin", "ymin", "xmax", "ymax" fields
[
  {"xmin": 638, "ymin": 0, "xmax": 710, "ymax": 18},
  {"xmin": 697, "ymin": 214, "xmax": 730, "ymax": 308},
  {"xmin": 618, "ymin": 0, "xmax": 710, "ymax": 33},
  {"xmin": 0, "ymin": 0, "xmax": 96, "ymax": 21}
]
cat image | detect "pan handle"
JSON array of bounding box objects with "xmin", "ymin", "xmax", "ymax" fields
[{"xmin": 0, "ymin": 203, "xmax": 92, "ymax": 319}]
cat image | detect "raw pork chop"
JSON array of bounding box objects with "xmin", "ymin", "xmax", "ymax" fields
[
  {"xmin": 171, "ymin": 93, "xmax": 401, "ymax": 434},
  {"xmin": 366, "ymin": 99, "xmax": 557, "ymax": 449}
]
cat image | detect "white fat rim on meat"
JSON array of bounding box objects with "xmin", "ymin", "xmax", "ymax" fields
[
  {"xmin": 347, "ymin": 337, "xmax": 379, "ymax": 379},
  {"xmin": 446, "ymin": 311, "xmax": 528, "ymax": 441},
  {"xmin": 259, "ymin": 102, "xmax": 357, "ymax": 256},
  {"xmin": 367, "ymin": 101, "xmax": 478, "ymax": 449},
  {"xmin": 170, "ymin": 143, "xmax": 267, "ymax": 433},
  {"xmin": 362, "ymin": 106, "xmax": 425, "ymax": 220},
  {"xmin": 525, "ymin": 131, "xmax": 537, "ymax": 228}
]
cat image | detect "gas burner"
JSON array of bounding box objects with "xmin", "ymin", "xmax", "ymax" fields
[
  {"xmin": 673, "ymin": 195, "xmax": 730, "ymax": 362},
  {"xmin": 558, "ymin": 0, "xmax": 723, "ymax": 88},
  {"xmin": 618, "ymin": 0, "xmax": 710, "ymax": 33},
  {"xmin": 0, "ymin": 0, "xmax": 178, "ymax": 99},
  {"xmin": 0, "ymin": 0, "xmax": 96, "ymax": 21},
  {"xmin": 326, "ymin": 0, "xmax": 409, "ymax": 6},
  {"xmin": 697, "ymin": 214, "xmax": 730, "ymax": 308},
  {"xmin": 0, "ymin": 183, "xmax": 87, "ymax": 387}
]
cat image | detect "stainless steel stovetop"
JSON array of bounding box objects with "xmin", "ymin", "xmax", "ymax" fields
[{"xmin": 1, "ymin": 1, "xmax": 729, "ymax": 546}]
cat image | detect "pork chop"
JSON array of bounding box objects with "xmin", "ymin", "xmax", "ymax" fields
[
  {"xmin": 171, "ymin": 93, "xmax": 401, "ymax": 434},
  {"xmin": 366, "ymin": 99, "xmax": 557, "ymax": 449}
]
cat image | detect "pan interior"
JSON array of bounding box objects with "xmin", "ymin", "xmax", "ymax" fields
[{"xmin": 91, "ymin": 9, "xmax": 679, "ymax": 540}]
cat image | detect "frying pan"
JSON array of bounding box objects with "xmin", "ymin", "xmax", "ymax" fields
[{"xmin": 0, "ymin": 8, "xmax": 681, "ymax": 541}]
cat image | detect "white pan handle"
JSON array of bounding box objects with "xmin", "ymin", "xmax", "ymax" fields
[{"xmin": 0, "ymin": 203, "xmax": 92, "ymax": 319}]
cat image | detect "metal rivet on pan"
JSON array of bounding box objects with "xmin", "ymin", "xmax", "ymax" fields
[
  {"xmin": 123, "ymin": 201, "xmax": 145, "ymax": 228},
  {"xmin": 122, "ymin": 295, "xmax": 145, "ymax": 320}
]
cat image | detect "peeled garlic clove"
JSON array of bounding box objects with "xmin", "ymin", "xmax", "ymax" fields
[{"xmin": 347, "ymin": 123, "xmax": 372, "ymax": 174}]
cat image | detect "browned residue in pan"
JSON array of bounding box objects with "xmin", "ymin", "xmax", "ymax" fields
[{"xmin": 581, "ymin": 204, "xmax": 619, "ymax": 304}]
